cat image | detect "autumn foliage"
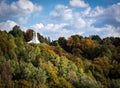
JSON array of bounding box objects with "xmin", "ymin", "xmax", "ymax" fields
[{"xmin": 0, "ymin": 26, "xmax": 120, "ymax": 88}]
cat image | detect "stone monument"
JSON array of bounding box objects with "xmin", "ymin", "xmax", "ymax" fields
[{"xmin": 28, "ymin": 31, "xmax": 40, "ymax": 44}]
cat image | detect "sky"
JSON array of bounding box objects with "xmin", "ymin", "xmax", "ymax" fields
[{"xmin": 0, "ymin": 0, "xmax": 120, "ymax": 40}]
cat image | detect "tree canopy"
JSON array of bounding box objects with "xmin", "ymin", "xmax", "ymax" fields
[{"xmin": 0, "ymin": 26, "xmax": 120, "ymax": 88}]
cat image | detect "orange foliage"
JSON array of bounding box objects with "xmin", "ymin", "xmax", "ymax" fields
[
  {"xmin": 93, "ymin": 57, "xmax": 111, "ymax": 76},
  {"xmin": 67, "ymin": 37, "xmax": 73, "ymax": 47}
]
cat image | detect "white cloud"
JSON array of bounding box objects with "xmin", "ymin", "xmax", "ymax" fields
[
  {"xmin": 43, "ymin": 23, "xmax": 68, "ymax": 32},
  {"xmin": 34, "ymin": 5, "xmax": 43, "ymax": 12},
  {"xmin": 109, "ymin": 3, "xmax": 120, "ymax": 23},
  {"xmin": 0, "ymin": 0, "xmax": 42, "ymax": 23},
  {"xmin": 48, "ymin": 2, "xmax": 120, "ymax": 40},
  {"xmin": 42, "ymin": 28, "xmax": 70, "ymax": 40},
  {"xmin": 70, "ymin": 11, "xmax": 95, "ymax": 29},
  {"xmin": 82, "ymin": 7, "xmax": 91, "ymax": 15},
  {"xmin": 70, "ymin": 0, "xmax": 89, "ymax": 8},
  {"xmin": 103, "ymin": 25, "xmax": 120, "ymax": 37},
  {"xmin": 50, "ymin": 4, "xmax": 73, "ymax": 21},
  {"xmin": 36, "ymin": 2, "xmax": 120, "ymax": 40},
  {"xmin": 31, "ymin": 23, "xmax": 70, "ymax": 40},
  {"xmin": 30, "ymin": 23, "xmax": 68, "ymax": 39},
  {"xmin": 0, "ymin": 20, "xmax": 17, "ymax": 32},
  {"xmin": 18, "ymin": 16, "xmax": 30, "ymax": 24},
  {"xmin": 77, "ymin": 25, "xmax": 120, "ymax": 38},
  {"xmin": 89, "ymin": 6, "xmax": 105, "ymax": 17},
  {"xmin": 31, "ymin": 23, "xmax": 44, "ymax": 32},
  {"xmin": 89, "ymin": 3, "xmax": 120, "ymax": 27},
  {"xmin": 11, "ymin": 0, "xmax": 34, "ymax": 14},
  {"xmin": 74, "ymin": 17, "xmax": 86, "ymax": 28},
  {"xmin": 0, "ymin": 1, "xmax": 119, "ymax": 40}
]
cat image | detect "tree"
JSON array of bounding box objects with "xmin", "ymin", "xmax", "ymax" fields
[
  {"xmin": 111, "ymin": 79, "xmax": 120, "ymax": 88},
  {"xmin": 58, "ymin": 37, "xmax": 67, "ymax": 49},
  {"xmin": 113, "ymin": 37, "xmax": 120, "ymax": 47},
  {"xmin": 90, "ymin": 35, "xmax": 102, "ymax": 43},
  {"xmin": 78, "ymin": 75, "xmax": 103, "ymax": 88},
  {"xmin": 0, "ymin": 61, "xmax": 14, "ymax": 88},
  {"xmin": 0, "ymin": 31, "xmax": 17, "ymax": 60},
  {"xmin": 24, "ymin": 29, "xmax": 34, "ymax": 42},
  {"xmin": 51, "ymin": 40, "xmax": 59, "ymax": 46},
  {"xmin": 37, "ymin": 33, "xmax": 50, "ymax": 44},
  {"xmin": 20, "ymin": 62, "xmax": 47, "ymax": 85},
  {"xmin": 9, "ymin": 25, "xmax": 24, "ymax": 38}
]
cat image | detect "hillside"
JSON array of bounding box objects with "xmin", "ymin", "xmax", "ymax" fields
[{"xmin": 0, "ymin": 26, "xmax": 120, "ymax": 88}]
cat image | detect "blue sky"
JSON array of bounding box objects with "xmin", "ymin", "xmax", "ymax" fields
[{"xmin": 0, "ymin": 0, "xmax": 120, "ymax": 40}]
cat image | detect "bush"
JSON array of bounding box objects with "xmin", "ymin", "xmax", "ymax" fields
[
  {"xmin": 77, "ymin": 75, "xmax": 103, "ymax": 88},
  {"xmin": 111, "ymin": 79, "xmax": 120, "ymax": 88}
]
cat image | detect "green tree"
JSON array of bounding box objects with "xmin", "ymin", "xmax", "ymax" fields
[
  {"xmin": 20, "ymin": 62, "xmax": 47, "ymax": 85},
  {"xmin": 58, "ymin": 37, "xmax": 67, "ymax": 49},
  {"xmin": 9, "ymin": 25, "xmax": 24, "ymax": 38},
  {"xmin": 0, "ymin": 31, "xmax": 17, "ymax": 60},
  {"xmin": 111, "ymin": 79, "xmax": 120, "ymax": 88},
  {"xmin": 37, "ymin": 33, "xmax": 50, "ymax": 44},
  {"xmin": 78, "ymin": 75, "xmax": 103, "ymax": 88},
  {"xmin": 90, "ymin": 35, "xmax": 102, "ymax": 43},
  {"xmin": 0, "ymin": 61, "xmax": 14, "ymax": 88}
]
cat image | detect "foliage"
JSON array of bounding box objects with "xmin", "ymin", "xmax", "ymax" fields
[
  {"xmin": 0, "ymin": 28, "xmax": 120, "ymax": 88},
  {"xmin": 24, "ymin": 29, "xmax": 33, "ymax": 42},
  {"xmin": 0, "ymin": 61, "xmax": 14, "ymax": 88},
  {"xmin": 9, "ymin": 25, "xmax": 24, "ymax": 38},
  {"xmin": 90, "ymin": 35, "xmax": 102, "ymax": 43},
  {"xmin": 78, "ymin": 75, "xmax": 103, "ymax": 88},
  {"xmin": 37, "ymin": 32, "xmax": 51, "ymax": 44},
  {"xmin": 110, "ymin": 79, "xmax": 120, "ymax": 88}
]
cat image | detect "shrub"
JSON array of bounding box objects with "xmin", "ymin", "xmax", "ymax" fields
[
  {"xmin": 78, "ymin": 75, "xmax": 103, "ymax": 88},
  {"xmin": 111, "ymin": 79, "xmax": 120, "ymax": 88}
]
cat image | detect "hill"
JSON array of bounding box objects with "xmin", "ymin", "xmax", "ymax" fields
[{"xmin": 0, "ymin": 26, "xmax": 120, "ymax": 88}]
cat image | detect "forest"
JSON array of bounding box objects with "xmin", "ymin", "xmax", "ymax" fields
[{"xmin": 0, "ymin": 25, "xmax": 120, "ymax": 88}]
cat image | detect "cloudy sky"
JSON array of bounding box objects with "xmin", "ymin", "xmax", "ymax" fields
[{"xmin": 0, "ymin": 0, "xmax": 120, "ymax": 40}]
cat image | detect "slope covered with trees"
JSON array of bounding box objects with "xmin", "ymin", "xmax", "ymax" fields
[{"xmin": 0, "ymin": 25, "xmax": 120, "ymax": 88}]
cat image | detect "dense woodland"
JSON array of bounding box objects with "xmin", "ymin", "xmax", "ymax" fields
[{"xmin": 0, "ymin": 25, "xmax": 120, "ymax": 88}]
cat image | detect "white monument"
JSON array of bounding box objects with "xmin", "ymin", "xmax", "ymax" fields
[{"xmin": 28, "ymin": 31, "xmax": 40, "ymax": 44}]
